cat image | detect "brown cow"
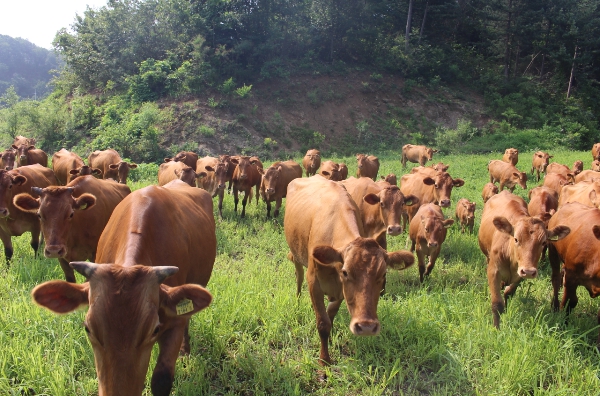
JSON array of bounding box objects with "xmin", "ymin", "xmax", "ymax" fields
[
  {"xmin": 543, "ymin": 172, "xmax": 574, "ymax": 196},
  {"xmin": 52, "ymin": 148, "xmax": 101, "ymax": 185},
  {"xmin": 378, "ymin": 174, "xmax": 398, "ymax": 186},
  {"xmin": 410, "ymin": 203, "xmax": 453, "ymax": 281},
  {"xmin": 12, "ymin": 144, "xmax": 48, "ymax": 167},
  {"xmin": 31, "ymin": 180, "xmax": 215, "ymax": 395},
  {"xmin": 401, "ymin": 144, "xmax": 438, "ymax": 167},
  {"xmin": 13, "ymin": 135, "xmax": 36, "ymax": 147},
  {"xmin": 488, "ymin": 160, "xmax": 527, "ymax": 192},
  {"xmin": 196, "ymin": 156, "xmax": 219, "ymax": 196},
  {"xmin": 0, "ymin": 149, "xmax": 16, "ymax": 170},
  {"xmin": 547, "ymin": 161, "xmax": 583, "ymax": 176},
  {"xmin": 482, "ymin": 182, "xmax": 499, "ymax": 204},
  {"xmin": 410, "ymin": 162, "xmax": 450, "ymax": 174},
  {"xmin": 575, "ymin": 170, "xmax": 600, "ymax": 184},
  {"xmin": 198, "ymin": 158, "xmax": 229, "ymax": 219},
  {"xmin": 528, "ymin": 186, "xmax": 559, "ymax": 222},
  {"xmin": 338, "ymin": 163, "xmax": 349, "ymax": 180},
  {"xmin": 88, "ymin": 149, "xmax": 137, "ymax": 184},
  {"xmin": 356, "ymin": 154, "xmax": 379, "ymax": 180},
  {"xmin": 0, "ymin": 164, "xmax": 57, "ymax": 262},
  {"xmin": 302, "ymin": 149, "xmax": 321, "ymax": 177},
  {"xmin": 558, "ymin": 181, "xmax": 600, "ymax": 208},
  {"xmin": 319, "ymin": 160, "xmax": 343, "ymax": 181},
  {"xmin": 478, "ymin": 190, "xmax": 569, "ymax": 328},
  {"xmin": 13, "ymin": 176, "xmax": 131, "ymax": 282},
  {"xmin": 530, "ymin": 151, "xmax": 553, "ymax": 182},
  {"xmin": 342, "ymin": 177, "xmax": 418, "ymax": 249},
  {"xmin": 455, "ymin": 198, "xmax": 476, "ymax": 233},
  {"xmin": 502, "ymin": 148, "xmax": 519, "ymax": 166},
  {"xmin": 259, "ymin": 160, "xmax": 302, "ymax": 218},
  {"xmin": 284, "ymin": 176, "xmax": 414, "ymax": 365},
  {"xmin": 592, "ymin": 143, "xmax": 600, "ymax": 161},
  {"xmin": 164, "ymin": 151, "xmax": 199, "ymax": 169},
  {"xmin": 158, "ymin": 161, "xmax": 199, "ymax": 187},
  {"xmin": 232, "ymin": 156, "xmax": 262, "ymax": 217},
  {"xmin": 249, "ymin": 156, "xmax": 264, "ymax": 171},
  {"xmin": 592, "ymin": 160, "xmax": 600, "ymax": 172}
]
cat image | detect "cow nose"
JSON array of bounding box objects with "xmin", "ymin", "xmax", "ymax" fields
[
  {"xmin": 4, "ymin": 166, "xmax": 12, "ymax": 170},
  {"xmin": 428, "ymin": 241, "xmax": 438, "ymax": 248},
  {"xmin": 45, "ymin": 245, "xmax": 67, "ymax": 258},
  {"xmin": 518, "ymin": 267, "xmax": 538, "ymax": 278},
  {"xmin": 0, "ymin": 208, "xmax": 8, "ymax": 218},
  {"xmin": 240, "ymin": 174, "xmax": 247, "ymax": 180},
  {"xmin": 387, "ymin": 225, "xmax": 402, "ymax": 235},
  {"xmin": 440, "ymin": 199, "xmax": 451, "ymax": 207},
  {"xmin": 266, "ymin": 188, "xmax": 275, "ymax": 194},
  {"xmin": 20, "ymin": 156, "xmax": 26, "ymax": 160},
  {"xmin": 218, "ymin": 183, "xmax": 226, "ymax": 189},
  {"xmin": 352, "ymin": 320, "xmax": 380, "ymax": 336}
]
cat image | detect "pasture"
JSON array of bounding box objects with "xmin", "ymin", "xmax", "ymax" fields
[{"xmin": 1, "ymin": 150, "xmax": 600, "ymax": 395}]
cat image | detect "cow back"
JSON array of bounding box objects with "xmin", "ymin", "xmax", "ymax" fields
[
  {"xmin": 575, "ymin": 170, "xmax": 600, "ymax": 184},
  {"xmin": 52, "ymin": 148, "xmax": 85, "ymax": 185},
  {"xmin": 559, "ymin": 181, "xmax": 600, "ymax": 208},
  {"xmin": 158, "ymin": 161, "xmax": 194, "ymax": 186},
  {"xmin": 528, "ymin": 186, "xmax": 558, "ymax": 222}
]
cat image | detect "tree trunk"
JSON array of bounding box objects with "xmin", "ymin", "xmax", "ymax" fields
[
  {"xmin": 566, "ymin": 45, "xmax": 578, "ymax": 99},
  {"xmin": 539, "ymin": 21, "xmax": 551, "ymax": 80},
  {"xmin": 418, "ymin": 0, "xmax": 429, "ymax": 45},
  {"xmin": 405, "ymin": 0, "xmax": 414, "ymax": 52},
  {"xmin": 513, "ymin": 41, "xmax": 520, "ymax": 78},
  {"xmin": 503, "ymin": 0, "xmax": 513, "ymax": 82}
]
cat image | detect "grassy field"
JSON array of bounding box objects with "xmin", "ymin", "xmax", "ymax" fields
[{"xmin": 1, "ymin": 150, "xmax": 600, "ymax": 395}]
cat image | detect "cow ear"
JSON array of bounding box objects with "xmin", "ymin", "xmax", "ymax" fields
[
  {"xmin": 549, "ymin": 155, "xmax": 553, "ymax": 159},
  {"xmin": 129, "ymin": 163, "xmax": 137, "ymax": 169},
  {"xmin": 230, "ymin": 158, "xmax": 239, "ymax": 165},
  {"xmin": 363, "ymin": 193, "xmax": 380, "ymax": 205},
  {"xmin": 589, "ymin": 190, "xmax": 598, "ymax": 206},
  {"xmin": 443, "ymin": 219, "xmax": 454, "ymax": 228},
  {"xmin": 197, "ymin": 171, "xmax": 207, "ymax": 179},
  {"xmin": 109, "ymin": 164, "xmax": 118, "ymax": 170},
  {"xmin": 160, "ymin": 284, "xmax": 212, "ymax": 318},
  {"xmin": 312, "ymin": 246, "xmax": 342, "ymax": 265},
  {"xmin": 593, "ymin": 225, "xmax": 600, "ymax": 240},
  {"xmin": 386, "ymin": 250, "xmax": 414, "ymax": 270},
  {"xmin": 164, "ymin": 158, "xmax": 172, "ymax": 163},
  {"xmin": 11, "ymin": 175, "xmax": 27, "ymax": 186},
  {"xmin": 69, "ymin": 169, "xmax": 80, "ymax": 175},
  {"xmin": 204, "ymin": 165, "xmax": 215, "ymax": 173},
  {"xmin": 404, "ymin": 195, "xmax": 418, "ymax": 206},
  {"xmin": 452, "ymin": 178, "xmax": 465, "ymax": 187},
  {"xmin": 174, "ymin": 169, "xmax": 182, "ymax": 177},
  {"xmin": 432, "ymin": 149, "xmax": 439, "ymax": 153},
  {"xmin": 493, "ymin": 217, "xmax": 513, "ymax": 235},
  {"xmin": 423, "ymin": 177, "xmax": 435, "ymax": 186},
  {"xmin": 547, "ymin": 225, "xmax": 570, "ymax": 241},
  {"xmin": 28, "ymin": 145, "xmax": 35, "ymax": 150},
  {"xmin": 321, "ymin": 171, "xmax": 330, "ymax": 177},
  {"xmin": 11, "ymin": 144, "xmax": 17, "ymax": 150},
  {"xmin": 74, "ymin": 193, "xmax": 96, "ymax": 211},
  {"xmin": 13, "ymin": 193, "xmax": 40, "ymax": 213},
  {"xmin": 257, "ymin": 167, "xmax": 264, "ymax": 175},
  {"xmin": 32, "ymin": 280, "xmax": 89, "ymax": 314},
  {"xmin": 512, "ymin": 172, "xmax": 520, "ymax": 178},
  {"xmin": 93, "ymin": 168, "xmax": 102, "ymax": 175}
]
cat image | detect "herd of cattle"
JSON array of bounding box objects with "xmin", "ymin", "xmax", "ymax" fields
[{"xmin": 3, "ymin": 137, "xmax": 600, "ymax": 395}]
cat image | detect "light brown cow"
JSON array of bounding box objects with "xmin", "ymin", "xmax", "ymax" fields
[
  {"xmin": 0, "ymin": 149, "xmax": 16, "ymax": 170},
  {"xmin": 319, "ymin": 160, "xmax": 343, "ymax": 181},
  {"xmin": 0, "ymin": 164, "xmax": 57, "ymax": 262},
  {"xmin": 378, "ymin": 174, "xmax": 398, "ymax": 186},
  {"xmin": 410, "ymin": 203, "xmax": 453, "ymax": 281},
  {"xmin": 592, "ymin": 160, "xmax": 600, "ymax": 172},
  {"xmin": 502, "ymin": 148, "xmax": 519, "ymax": 166},
  {"xmin": 232, "ymin": 156, "xmax": 262, "ymax": 217},
  {"xmin": 259, "ymin": 161, "xmax": 302, "ymax": 218},
  {"xmin": 356, "ymin": 154, "xmax": 379, "ymax": 180},
  {"xmin": 401, "ymin": 144, "xmax": 438, "ymax": 167},
  {"xmin": 31, "ymin": 180, "xmax": 216, "ymax": 395},
  {"xmin": 196, "ymin": 156, "xmax": 219, "ymax": 196},
  {"xmin": 455, "ymin": 198, "xmax": 476, "ymax": 233},
  {"xmin": 302, "ymin": 149, "xmax": 321, "ymax": 177},
  {"xmin": 342, "ymin": 177, "xmax": 418, "ymax": 249},
  {"xmin": 158, "ymin": 161, "xmax": 199, "ymax": 187},
  {"xmin": 12, "ymin": 144, "xmax": 48, "ymax": 167},
  {"xmin": 575, "ymin": 170, "xmax": 600, "ymax": 183},
  {"xmin": 558, "ymin": 181, "xmax": 600, "ymax": 208},
  {"xmin": 88, "ymin": 149, "xmax": 137, "ymax": 184},
  {"xmin": 528, "ymin": 186, "xmax": 559, "ymax": 223},
  {"xmin": 547, "ymin": 161, "xmax": 583, "ymax": 176},
  {"xmin": 284, "ymin": 176, "xmax": 414, "ymax": 365},
  {"xmin": 410, "ymin": 162, "xmax": 449, "ymax": 174},
  {"xmin": 52, "ymin": 148, "xmax": 101, "ymax": 185},
  {"xmin": 338, "ymin": 163, "xmax": 349, "ymax": 180},
  {"xmin": 164, "ymin": 151, "xmax": 199, "ymax": 170},
  {"xmin": 197, "ymin": 157, "xmax": 228, "ymax": 219},
  {"xmin": 592, "ymin": 143, "xmax": 600, "ymax": 161},
  {"xmin": 543, "ymin": 173, "xmax": 574, "ymax": 196},
  {"xmin": 488, "ymin": 160, "xmax": 527, "ymax": 192},
  {"xmin": 13, "ymin": 135, "xmax": 36, "ymax": 147},
  {"xmin": 478, "ymin": 190, "xmax": 569, "ymax": 328},
  {"xmin": 14, "ymin": 176, "xmax": 131, "ymax": 283},
  {"xmin": 530, "ymin": 151, "xmax": 553, "ymax": 182},
  {"xmin": 482, "ymin": 182, "xmax": 499, "ymax": 204}
]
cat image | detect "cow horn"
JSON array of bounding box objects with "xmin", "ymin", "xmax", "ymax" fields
[
  {"xmin": 153, "ymin": 266, "xmax": 179, "ymax": 283},
  {"xmin": 70, "ymin": 261, "xmax": 100, "ymax": 279}
]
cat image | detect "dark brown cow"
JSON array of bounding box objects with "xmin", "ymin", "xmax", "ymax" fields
[
  {"xmin": 31, "ymin": 180, "xmax": 216, "ymax": 395},
  {"xmin": 52, "ymin": 148, "xmax": 101, "ymax": 185},
  {"xmin": 502, "ymin": 148, "xmax": 519, "ymax": 166},
  {"xmin": 88, "ymin": 149, "xmax": 137, "ymax": 184},
  {"xmin": 410, "ymin": 203, "xmax": 453, "ymax": 281},
  {"xmin": 592, "ymin": 160, "xmax": 600, "ymax": 172},
  {"xmin": 0, "ymin": 149, "xmax": 16, "ymax": 170},
  {"xmin": 342, "ymin": 177, "xmax": 418, "ymax": 249},
  {"xmin": 528, "ymin": 186, "xmax": 559, "ymax": 223},
  {"xmin": 302, "ymin": 149, "xmax": 321, "ymax": 177},
  {"xmin": 558, "ymin": 181, "xmax": 600, "ymax": 208},
  {"xmin": 232, "ymin": 156, "xmax": 262, "ymax": 217},
  {"xmin": 575, "ymin": 170, "xmax": 600, "ymax": 183},
  {"xmin": 14, "ymin": 176, "xmax": 131, "ymax": 282},
  {"xmin": 249, "ymin": 156, "xmax": 264, "ymax": 171},
  {"xmin": 488, "ymin": 160, "xmax": 527, "ymax": 192},
  {"xmin": 164, "ymin": 151, "xmax": 199, "ymax": 169},
  {"xmin": 338, "ymin": 163, "xmax": 349, "ymax": 180},
  {"xmin": 531, "ymin": 151, "xmax": 553, "ymax": 182},
  {"xmin": 319, "ymin": 160, "xmax": 343, "ymax": 181},
  {"xmin": 356, "ymin": 154, "xmax": 379, "ymax": 180},
  {"xmin": 543, "ymin": 172, "xmax": 574, "ymax": 196},
  {"xmin": 592, "ymin": 143, "xmax": 600, "ymax": 161},
  {"xmin": 378, "ymin": 174, "xmax": 398, "ymax": 186},
  {"xmin": 259, "ymin": 160, "xmax": 302, "ymax": 218},
  {"xmin": 13, "ymin": 135, "xmax": 36, "ymax": 147},
  {"xmin": 455, "ymin": 198, "xmax": 476, "ymax": 233},
  {"xmin": 12, "ymin": 144, "xmax": 48, "ymax": 167},
  {"xmin": 284, "ymin": 176, "xmax": 414, "ymax": 365},
  {"xmin": 158, "ymin": 161, "xmax": 199, "ymax": 187},
  {"xmin": 478, "ymin": 190, "xmax": 569, "ymax": 328},
  {"xmin": 482, "ymin": 182, "xmax": 499, "ymax": 204},
  {"xmin": 0, "ymin": 164, "xmax": 57, "ymax": 262},
  {"xmin": 401, "ymin": 144, "xmax": 438, "ymax": 167}
]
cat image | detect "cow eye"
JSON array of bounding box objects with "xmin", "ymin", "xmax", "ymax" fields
[
  {"xmin": 342, "ymin": 269, "xmax": 348, "ymax": 278},
  {"xmin": 514, "ymin": 238, "xmax": 518, "ymax": 243},
  {"xmin": 380, "ymin": 202, "xmax": 384, "ymax": 207},
  {"xmin": 83, "ymin": 323, "xmax": 90, "ymax": 334},
  {"xmin": 37, "ymin": 212, "xmax": 41, "ymax": 219},
  {"xmin": 425, "ymin": 227, "xmax": 429, "ymax": 232},
  {"xmin": 434, "ymin": 184, "xmax": 439, "ymax": 188},
  {"xmin": 152, "ymin": 325, "xmax": 161, "ymax": 336},
  {"xmin": 69, "ymin": 212, "xmax": 74, "ymax": 219}
]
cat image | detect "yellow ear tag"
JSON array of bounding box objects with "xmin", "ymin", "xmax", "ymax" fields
[{"xmin": 176, "ymin": 299, "xmax": 194, "ymax": 315}]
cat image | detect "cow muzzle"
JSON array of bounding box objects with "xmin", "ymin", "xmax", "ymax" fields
[
  {"xmin": 218, "ymin": 183, "xmax": 226, "ymax": 190},
  {"xmin": 440, "ymin": 199, "xmax": 451, "ymax": 207},
  {"xmin": 45, "ymin": 245, "xmax": 67, "ymax": 258},
  {"xmin": 240, "ymin": 174, "xmax": 248, "ymax": 180},
  {"xmin": 19, "ymin": 156, "xmax": 26, "ymax": 161},
  {"xmin": 266, "ymin": 188, "xmax": 275, "ymax": 195},
  {"xmin": 387, "ymin": 225, "xmax": 402, "ymax": 236},
  {"xmin": 427, "ymin": 241, "xmax": 439, "ymax": 248},
  {"xmin": 350, "ymin": 319, "xmax": 380, "ymax": 336},
  {"xmin": 518, "ymin": 267, "xmax": 538, "ymax": 278},
  {"xmin": 0, "ymin": 208, "xmax": 9, "ymax": 218}
]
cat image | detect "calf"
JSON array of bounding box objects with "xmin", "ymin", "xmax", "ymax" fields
[
  {"xmin": 319, "ymin": 160, "xmax": 343, "ymax": 181},
  {"xmin": 356, "ymin": 154, "xmax": 380, "ymax": 180},
  {"xmin": 52, "ymin": 148, "xmax": 101, "ymax": 185},
  {"xmin": 0, "ymin": 149, "xmax": 16, "ymax": 170},
  {"xmin": 31, "ymin": 180, "xmax": 216, "ymax": 395},
  {"xmin": 284, "ymin": 176, "xmax": 414, "ymax": 365},
  {"xmin": 14, "ymin": 176, "xmax": 131, "ymax": 282},
  {"xmin": 531, "ymin": 151, "xmax": 553, "ymax": 182},
  {"xmin": 558, "ymin": 181, "xmax": 600, "ymax": 208},
  {"xmin": 198, "ymin": 157, "xmax": 229, "ymax": 218},
  {"xmin": 158, "ymin": 161, "xmax": 199, "ymax": 187},
  {"xmin": 378, "ymin": 174, "xmax": 397, "ymax": 186},
  {"xmin": 455, "ymin": 198, "xmax": 476, "ymax": 233},
  {"xmin": 488, "ymin": 160, "xmax": 527, "ymax": 192},
  {"xmin": 12, "ymin": 144, "xmax": 48, "ymax": 167},
  {"xmin": 164, "ymin": 151, "xmax": 199, "ymax": 169},
  {"xmin": 302, "ymin": 149, "xmax": 321, "ymax": 177},
  {"xmin": 592, "ymin": 143, "xmax": 600, "ymax": 161},
  {"xmin": 259, "ymin": 160, "xmax": 302, "ymax": 218},
  {"xmin": 478, "ymin": 190, "xmax": 569, "ymax": 328},
  {"xmin": 410, "ymin": 203, "xmax": 453, "ymax": 282},
  {"xmin": 482, "ymin": 182, "xmax": 499, "ymax": 203},
  {"xmin": 88, "ymin": 149, "xmax": 137, "ymax": 184},
  {"xmin": 543, "ymin": 172, "xmax": 574, "ymax": 196},
  {"xmin": 232, "ymin": 156, "xmax": 262, "ymax": 217},
  {"xmin": 502, "ymin": 148, "xmax": 519, "ymax": 166},
  {"xmin": 338, "ymin": 163, "xmax": 348, "ymax": 180},
  {"xmin": 575, "ymin": 170, "xmax": 600, "ymax": 183},
  {"xmin": 528, "ymin": 186, "xmax": 558, "ymax": 223},
  {"xmin": 401, "ymin": 144, "xmax": 438, "ymax": 167}
]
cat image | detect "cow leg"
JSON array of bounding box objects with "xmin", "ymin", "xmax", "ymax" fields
[
  {"xmin": 424, "ymin": 248, "xmax": 440, "ymax": 278},
  {"xmin": 59, "ymin": 258, "xmax": 76, "ymax": 283},
  {"xmin": 548, "ymin": 244, "xmax": 562, "ymax": 311},
  {"xmin": 273, "ymin": 197, "xmax": 282, "ymax": 218},
  {"xmin": 288, "ymin": 252, "xmax": 304, "ymax": 296},
  {"xmin": 255, "ymin": 184, "xmax": 260, "ymax": 205},
  {"xmin": 0, "ymin": 232, "xmax": 13, "ymax": 264},
  {"xmin": 265, "ymin": 200, "xmax": 272, "ymax": 218},
  {"xmin": 217, "ymin": 190, "xmax": 224, "ymax": 219},
  {"xmin": 151, "ymin": 325, "xmax": 186, "ymax": 396},
  {"xmin": 416, "ymin": 250, "xmax": 427, "ymax": 283},
  {"xmin": 326, "ymin": 298, "xmax": 342, "ymax": 335},
  {"xmin": 487, "ymin": 262, "xmax": 503, "ymax": 328},
  {"xmin": 401, "ymin": 156, "xmax": 406, "ymax": 168},
  {"xmin": 503, "ymin": 279, "xmax": 522, "ymax": 308},
  {"xmin": 241, "ymin": 190, "xmax": 249, "ymax": 218},
  {"xmin": 233, "ymin": 187, "xmax": 239, "ymax": 213},
  {"xmin": 308, "ymin": 275, "xmax": 332, "ymax": 365},
  {"xmin": 180, "ymin": 321, "xmax": 191, "ymax": 355},
  {"xmin": 30, "ymin": 224, "xmax": 41, "ymax": 257},
  {"xmin": 561, "ymin": 275, "xmax": 579, "ymax": 318}
]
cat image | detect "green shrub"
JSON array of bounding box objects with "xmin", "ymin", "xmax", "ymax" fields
[
  {"xmin": 199, "ymin": 125, "xmax": 215, "ymax": 137},
  {"xmin": 220, "ymin": 78, "xmax": 235, "ymax": 95},
  {"xmin": 235, "ymin": 84, "xmax": 252, "ymax": 99}
]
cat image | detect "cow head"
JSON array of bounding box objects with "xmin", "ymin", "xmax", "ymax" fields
[
  {"xmin": 364, "ymin": 186, "xmax": 418, "ymax": 236},
  {"xmin": 493, "ymin": 216, "xmax": 570, "ymax": 278},
  {"xmin": 11, "ymin": 144, "xmax": 34, "ymax": 165},
  {"xmin": 320, "ymin": 164, "xmax": 342, "ymax": 181},
  {"xmin": 460, "ymin": 200, "xmax": 476, "ymax": 223},
  {"xmin": 482, "ymin": 183, "xmax": 499, "ymax": 203},
  {"xmin": 174, "ymin": 165, "xmax": 199, "ymax": 187},
  {"xmin": 508, "ymin": 171, "xmax": 528, "ymax": 190},
  {"xmin": 31, "ymin": 262, "xmax": 212, "ymax": 396},
  {"xmin": 304, "ymin": 150, "xmax": 321, "ymax": 172},
  {"xmin": 593, "ymin": 143, "xmax": 600, "ymax": 160},
  {"xmin": 338, "ymin": 163, "xmax": 348, "ymax": 180},
  {"xmin": 0, "ymin": 170, "xmax": 27, "ymax": 218},
  {"xmin": 259, "ymin": 164, "xmax": 283, "ymax": 197},
  {"xmin": 312, "ymin": 238, "xmax": 414, "ymax": 336},
  {"xmin": 380, "ymin": 174, "xmax": 397, "ymax": 186},
  {"xmin": 356, "ymin": 154, "xmax": 368, "ymax": 170},
  {"xmin": 69, "ymin": 166, "xmax": 102, "ymax": 182},
  {"xmin": 422, "ymin": 172, "xmax": 465, "ymax": 207},
  {"xmin": 534, "ymin": 151, "xmax": 552, "ymax": 172},
  {"xmin": 425, "ymin": 147, "xmax": 438, "ymax": 161},
  {"xmin": 420, "ymin": 212, "xmax": 453, "ymax": 248},
  {"xmin": 503, "ymin": 148, "xmax": 519, "ymax": 165},
  {"xmin": 573, "ymin": 160, "xmax": 584, "ymax": 175},
  {"xmin": 205, "ymin": 160, "xmax": 229, "ymax": 190},
  {"xmin": 108, "ymin": 161, "xmax": 137, "ymax": 184},
  {"xmin": 1, "ymin": 149, "xmax": 16, "ymax": 170},
  {"xmin": 432, "ymin": 162, "xmax": 449, "ymax": 172},
  {"xmin": 13, "ymin": 186, "xmax": 96, "ymax": 258},
  {"xmin": 231, "ymin": 156, "xmax": 254, "ymax": 180}
]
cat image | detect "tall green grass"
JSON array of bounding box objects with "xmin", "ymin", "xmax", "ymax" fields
[{"xmin": 1, "ymin": 150, "xmax": 600, "ymax": 395}]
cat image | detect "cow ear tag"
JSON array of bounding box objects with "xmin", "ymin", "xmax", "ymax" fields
[
  {"xmin": 176, "ymin": 299, "xmax": 194, "ymax": 315},
  {"xmin": 548, "ymin": 235, "xmax": 559, "ymax": 241}
]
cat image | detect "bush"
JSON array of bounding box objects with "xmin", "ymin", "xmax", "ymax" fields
[
  {"xmin": 198, "ymin": 125, "xmax": 215, "ymax": 137},
  {"xmin": 235, "ymin": 84, "xmax": 252, "ymax": 99}
]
